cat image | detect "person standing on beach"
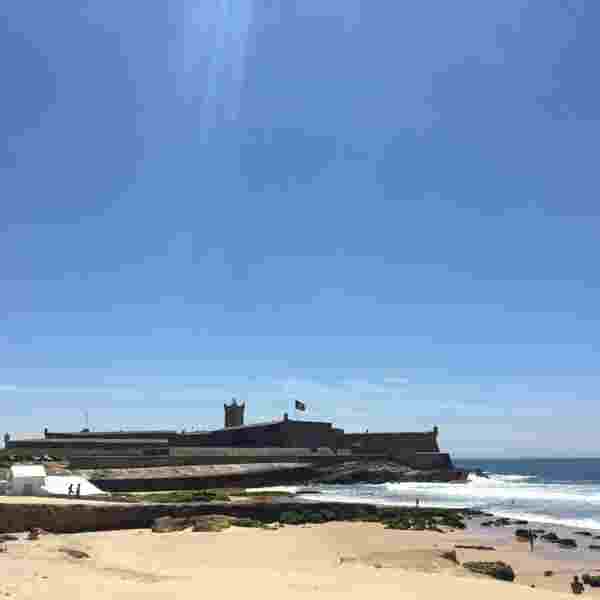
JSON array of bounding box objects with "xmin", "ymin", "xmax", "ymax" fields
[
  {"xmin": 76, "ymin": 483, "xmax": 81, "ymax": 498},
  {"xmin": 571, "ymin": 576, "xmax": 584, "ymax": 594},
  {"xmin": 67, "ymin": 484, "xmax": 73, "ymax": 496}
]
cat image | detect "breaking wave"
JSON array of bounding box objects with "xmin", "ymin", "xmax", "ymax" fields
[{"xmin": 292, "ymin": 469, "xmax": 600, "ymax": 531}]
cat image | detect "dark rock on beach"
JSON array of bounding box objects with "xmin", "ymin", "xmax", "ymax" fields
[
  {"xmin": 574, "ymin": 531, "xmax": 592, "ymax": 536},
  {"xmin": 589, "ymin": 545, "xmax": 600, "ymax": 551},
  {"xmin": 541, "ymin": 532, "xmax": 560, "ymax": 542},
  {"xmin": 463, "ymin": 561, "xmax": 515, "ymax": 582},
  {"xmin": 58, "ymin": 547, "xmax": 90, "ymax": 559},
  {"xmin": 455, "ymin": 544, "xmax": 495, "ymax": 551},
  {"xmin": 582, "ymin": 574, "xmax": 600, "ymax": 587},
  {"xmin": 557, "ymin": 538, "xmax": 577, "ymax": 548}
]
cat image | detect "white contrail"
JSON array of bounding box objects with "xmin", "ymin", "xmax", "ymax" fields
[{"xmin": 179, "ymin": 0, "xmax": 255, "ymax": 128}]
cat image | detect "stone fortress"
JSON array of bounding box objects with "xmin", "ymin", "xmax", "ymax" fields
[{"xmin": 4, "ymin": 400, "xmax": 451, "ymax": 471}]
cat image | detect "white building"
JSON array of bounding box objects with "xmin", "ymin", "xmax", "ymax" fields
[{"xmin": 7, "ymin": 465, "xmax": 47, "ymax": 496}]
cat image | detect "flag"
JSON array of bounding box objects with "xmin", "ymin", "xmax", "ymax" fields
[{"xmin": 295, "ymin": 400, "xmax": 306, "ymax": 412}]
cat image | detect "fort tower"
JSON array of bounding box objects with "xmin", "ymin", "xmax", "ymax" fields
[{"xmin": 224, "ymin": 399, "xmax": 245, "ymax": 428}]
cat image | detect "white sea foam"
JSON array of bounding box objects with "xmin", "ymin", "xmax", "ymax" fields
[{"xmin": 287, "ymin": 471, "xmax": 600, "ymax": 531}]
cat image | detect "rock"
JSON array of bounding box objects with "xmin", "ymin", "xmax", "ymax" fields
[
  {"xmin": 27, "ymin": 528, "xmax": 48, "ymax": 540},
  {"xmin": 532, "ymin": 529, "xmax": 545, "ymax": 534},
  {"xmin": 463, "ymin": 561, "xmax": 515, "ymax": 582},
  {"xmin": 441, "ymin": 549, "xmax": 460, "ymax": 564},
  {"xmin": 151, "ymin": 516, "xmax": 193, "ymax": 533},
  {"xmin": 582, "ymin": 574, "xmax": 600, "ymax": 587},
  {"xmin": 454, "ymin": 545, "xmax": 496, "ymax": 551},
  {"xmin": 58, "ymin": 548, "xmax": 90, "ymax": 559},
  {"xmin": 311, "ymin": 461, "xmax": 466, "ymax": 485},
  {"xmin": 544, "ymin": 570, "xmax": 554, "ymax": 577},
  {"xmin": 191, "ymin": 515, "xmax": 233, "ymax": 532},
  {"xmin": 0, "ymin": 544, "xmax": 7, "ymax": 553},
  {"xmin": 589, "ymin": 545, "xmax": 600, "ymax": 551},
  {"xmin": 574, "ymin": 531, "xmax": 592, "ymax": 536},
  {"xmin": 0, "ymin": 535, "xmax": 18, "ymax": 542},
  {"xmin": 541, "ymin": 532, "xmax": 559, "ymax": 542},
  {"xmin": 481, "ymin": 521, "xmax": 494, "ymax": 527},
  {"xmin": 557, "ymin": 538, "xmax": 577, "ymax": 548},
  {"xmin": 514, "ymin": 520, "xmax": 529, "ymax": 525},
  {"xmin": 515, "ymin": 528, "xmax": 532, "ymax": 540}
]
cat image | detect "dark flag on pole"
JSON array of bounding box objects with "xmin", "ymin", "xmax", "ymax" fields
[{"xmin": 295, "ymin": 400, "xmax": 306, "ymax": 412}]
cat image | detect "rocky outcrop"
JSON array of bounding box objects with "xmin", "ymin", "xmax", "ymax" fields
[
  {"xmin": 463, "ymin": 561, "xmax": 515, "ymax": 582},
  {"xmin": 0, "ymin": 500, "xmax": 474, "ymax": 534},
  {"xmin": 309, "ymin": 461, "xmax": 467, "ymax": 484},
  {"xmin": 88, "ymin": 461, "xmax": 466, "ymax": 492}
]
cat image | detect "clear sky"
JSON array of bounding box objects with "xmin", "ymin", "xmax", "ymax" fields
[{"xmin": 2, "ymin": 1, "xmax": 599, "ymax": 457}]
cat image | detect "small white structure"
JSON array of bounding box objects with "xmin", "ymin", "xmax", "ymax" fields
[{"xmin": 7, "ymin": 465, "xmax": 47, "ymax": 496}]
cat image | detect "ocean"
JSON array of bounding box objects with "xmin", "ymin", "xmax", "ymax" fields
[{"xmin": 294, "ymin": 458, "xmax": 600, "ymax": 531}]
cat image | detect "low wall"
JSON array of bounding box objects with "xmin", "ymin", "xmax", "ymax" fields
[{"xmin": 91, "ymin": 466, "xmax": 317, "ymax": 492}]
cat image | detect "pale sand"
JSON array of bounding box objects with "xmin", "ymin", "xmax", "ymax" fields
[{"xmin": 1, "ymin": 523, "xmax": 599, "ymax": 600}]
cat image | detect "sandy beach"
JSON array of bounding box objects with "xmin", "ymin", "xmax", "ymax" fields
[{"xmin": 2, "ymin": 521, "xmax": 599, "ymax": 600}]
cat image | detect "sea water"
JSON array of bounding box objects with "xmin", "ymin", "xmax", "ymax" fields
[{"xmin": 293, "ymin": 458, "xmax": 600, "ymax": 531}]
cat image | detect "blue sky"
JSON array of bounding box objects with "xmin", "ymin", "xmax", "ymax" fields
[{"xmin": 2, "ymin": 1, "xmax": 599, "ymax": 457}]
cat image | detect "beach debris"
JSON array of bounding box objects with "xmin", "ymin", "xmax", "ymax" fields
[
  {"xmin": 463, "ymin": 561, "xmax": 515, "ymax": 582},
  {"xmin": 544, "ymin": 571, "xmax": 554, "ymax": 577},
  {"xmin": 441, "ymin": 549, "xmax": 460, "ymax": 564},
  {"xmin": 454, "ymin": 544, "xmax": 495, "ymax": 551},
  {"xmin": 58, "ymin": 547, "xmax": 90, "ymax": 559},
  {"xmin": 541, "ymin": 532, "xmax": 560, "ymax": 542},
  {"xmin": 0, "ymin": 544, "xmax": 7, "ymax": 554},
  {"xmin": 557, "ymin": 538, "xmax": 578, "ymax": 549}
]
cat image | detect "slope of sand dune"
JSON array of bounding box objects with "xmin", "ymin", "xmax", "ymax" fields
[{"xmin": 1, "ymin": 523, "xmax": 598, "ymax": 600}]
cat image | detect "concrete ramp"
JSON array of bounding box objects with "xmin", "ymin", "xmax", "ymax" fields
[{"xmin": 43, "ymin": 475, "xmax": 108, "ymax": 496}]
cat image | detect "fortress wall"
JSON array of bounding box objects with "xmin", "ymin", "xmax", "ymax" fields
[
  {"xmin": 170, "ymin": 447, "xmax": 335, "ymax": 457},
  {"xmin": 413, "ymin": 452, "xmax": 453, "ymax": 470},
  {"xmin": 341, "ymin": 431, "xmax": 439, "ymax": 454}
]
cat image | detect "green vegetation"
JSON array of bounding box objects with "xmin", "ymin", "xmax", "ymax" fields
[
  {"xmin": 277, "ymin": 506, "xmax": 466, "ymax": 530},
  {"xmin": 231, "ymin": 490, "xmax": 294, "ymax": 498},
  {"xmin": 128, "ymin": 490, "xmax": 231, "ymax": 503}
]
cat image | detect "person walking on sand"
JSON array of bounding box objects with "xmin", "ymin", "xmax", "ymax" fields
[
  {"xmin": 528, "ymin": 528, "xmax": 535, "ymax": 552},
  {"xmin": 76, "ymin": 483, "xmax": 81, "ymax": 498},
  {"xmin": 571, "ymin": 576, "xmax": 584, "ymax": 594},
  {"xmin": 67, "ymin": 483, "xmax": 73, "ymax": 496}
]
